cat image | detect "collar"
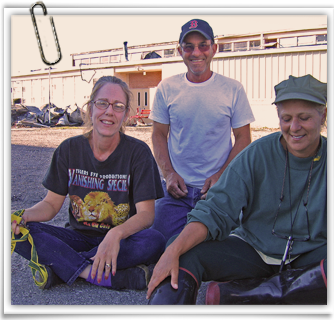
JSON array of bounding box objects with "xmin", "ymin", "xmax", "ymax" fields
[{"xmin": 277, "ymin": 134, "xmax": 325, "ymax": 171}]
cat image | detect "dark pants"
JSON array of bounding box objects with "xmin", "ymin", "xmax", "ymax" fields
[
  {"xmin": 14, "ymin": 222, "xmax": 165, "ymax": 285},
  {"xmin": 168, "ymin": 235, "xmax": 327, "ymax": 286}
]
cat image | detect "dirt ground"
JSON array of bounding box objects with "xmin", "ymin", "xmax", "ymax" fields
[
  {"xmin": 12, "ymin": 124, "xmax": 327, "ymax": 151},
  {"xmin": 11, "ymin": 125, "xmax": 284, "ymax": 212},
  {"xmin": 10, "ymin": 125, "xmax": 327, "ymax": 307}
]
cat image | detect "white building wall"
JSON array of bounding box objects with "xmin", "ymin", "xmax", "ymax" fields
[
  {"xmin": 212, "ymin": 48, "xmax": 327, "ymax": 127},
  {"xmin": 11, "ymin": 45, "xmax": 327, "ymax": 129},
  {"xmin": 161, "ymin": 61, "xmax": 187, "ymax": 79}
]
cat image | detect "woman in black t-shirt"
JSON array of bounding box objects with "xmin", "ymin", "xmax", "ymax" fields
[{"xmin": 12, "ymin": 76, "xmax": 165, "ymax": 290}]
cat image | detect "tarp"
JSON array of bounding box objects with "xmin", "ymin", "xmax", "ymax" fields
[{"xmin": 11, "ymin": 103, "xmax": 85, "ymax": 127}]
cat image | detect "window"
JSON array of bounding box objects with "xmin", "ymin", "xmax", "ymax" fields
[
  {"xmin": 250, "ymin": 40, "xmax": 261, "ymax": 49},
  {"xmin": 316, "ymin": 34, "xmax": 327, "ymax": 44},
  {"xmin": 219, "ymin": 43, "xmax": 231, "ymax": 52},
  {"xmin": 101, "ymin": 56, "xmax": 109, "ymax": 64},
  {"xmin": 298, "ymin": 35, "xmax": 316, "ymax": 46},
  {"xmin": 138, "ymin": 92, "xmax": 140, "ymax": 107},
  {"xmin": 81, "ymin": 58, "xmax": 89, "ymax": 65},
  {"xmin": 264, "ymin": 38, "xmax": 278, "ymax": 49},
  {"xmin": 110, "ymin": 55, "xmax": 118, "ymax": 62},
  {"xmin": 130, "ymin": 53, "xmax": 142, "ymax": 61},
  {"xmin": 279, "ymin": 37, "xmax": 297, "ymax": 48},
  {"xmin": 234, "ymin": 41, "xmax": 247, "ymax": 51},
  {"xmin": 145, "ymin": 92, "xmax": 148, "ymax": 106},
  {"xmin": 142, "ymin": 51, "xmax": 151, "ymax": 59},
  {"xmin": 164, "ymin": 49, "xmax": 175, "ymax": 57},
  {"xmin": 90, "ymin": 57, "xmax": 100, "ymax": 65}
]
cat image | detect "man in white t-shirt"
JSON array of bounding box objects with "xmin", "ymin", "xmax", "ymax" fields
[{"xmin": 149, "ymin": 19, "xmax": 255, "ymax": 242}]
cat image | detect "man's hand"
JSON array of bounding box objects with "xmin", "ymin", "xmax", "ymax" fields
[
  {"xmin": 200, "ymin": 171, "xmax": 221, "ymax": 199},
  {"xmin": 152, "ymin": 122, "xmax": 188, "ymax": 199},
  {"xmin": 166, "ymin": 172, "xmax": 188, "ymax": 199}
]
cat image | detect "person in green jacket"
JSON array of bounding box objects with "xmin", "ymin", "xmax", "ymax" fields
[{"xmin": 146, "ymin": 74, "xmax": 327, "ymax": 305}]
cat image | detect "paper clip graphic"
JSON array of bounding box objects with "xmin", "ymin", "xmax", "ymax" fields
[{"xmin": 30, "ymin": 1, "xmax": 62, "ymax": 65}]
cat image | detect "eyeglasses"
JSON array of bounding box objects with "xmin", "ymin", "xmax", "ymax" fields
[
  {"xmin": 272, "ymin": 201, "xmax": 310, "ymax": 243},
  {"xmin": 271, "ymin": 146, "xmax": 315, "ymax": 273},
  {"xmin": 181, "ymin": 43, "xmax": 211, "ymax": 53},
  {"xmin": 272, "ymin": 148, "xmax": 312, "ymax": 245},
  {"xmin": 272, "ymin": 198, "xmax": 310, "ymax": 273},
  {"xmin": 93, "ymin": 100, "xmax": 126, "ymax": 113}
]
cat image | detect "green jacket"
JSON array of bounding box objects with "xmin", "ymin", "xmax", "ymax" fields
[{"xmin": 187, "ymin": 132, "xmax": 327, "ymax": 259}]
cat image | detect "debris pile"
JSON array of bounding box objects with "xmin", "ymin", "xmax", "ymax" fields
[{"xmin": 11, "ymin": 103, "xmax": 85, "ymax": 128}]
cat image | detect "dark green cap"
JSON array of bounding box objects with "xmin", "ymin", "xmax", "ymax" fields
[{"xmin": 273, "ymin": 74, "xmax": 327, "ymax": 105}]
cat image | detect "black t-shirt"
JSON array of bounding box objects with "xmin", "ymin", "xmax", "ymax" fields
[{"xmin": 43, "ymin": 133, "xmax": 163, "ymax": 236}]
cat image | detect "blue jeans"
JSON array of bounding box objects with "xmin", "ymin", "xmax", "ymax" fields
[
  {"xmin": 14, "ymin": 222, "xmax": 165, "ymax": 285},
  {"xmin": 152, "ymin": 180, "xmax": 202, "ymax": 243}
]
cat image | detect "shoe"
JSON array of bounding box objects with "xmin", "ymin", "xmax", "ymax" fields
[
  {"xmin": 148, "ymin": 268, "xmax": 198, "ymax": 305},
  {"xmin": 205, "ymin": 260, "xmax": 327, "ymax": 305},
  {"xmin": 86, "ymin": 264, "xmax": 154, "ymax": 290},
  {"xmin": 111, "ymin": 264, "xmax": 153, "ymax": 290},
  {"xmin": 35, "ymin": 265, "xmax": 64, "ymax": 290}
]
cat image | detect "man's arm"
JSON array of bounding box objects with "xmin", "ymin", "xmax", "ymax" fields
[
  {"xmin": 152, "ymin": 121, "xmax": 188, "ymax": 199},
  {"xmin": 201, "ymin": 124, "xmax": 251, "ymax": 199},
  {"xmin": 146, "ymin": 221, "xmax": 208, "ymax": 299}
]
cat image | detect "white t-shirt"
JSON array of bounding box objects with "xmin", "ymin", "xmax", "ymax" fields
[{"xmin": 149, "ymin": 72, "xmax": 255, "ymax": 188}]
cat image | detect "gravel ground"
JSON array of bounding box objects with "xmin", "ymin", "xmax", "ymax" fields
[
  {"xmin": 11, "ymin": 125, "xmax": 326, "ymax": 311},
  {"xmin": 10, "ymin": 126, "xmax": 213, "ymax": 309}
]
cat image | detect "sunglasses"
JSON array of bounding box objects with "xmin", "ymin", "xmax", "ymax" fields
[{"xmin": 181, "ymin": 43, "xmax": 211, "ymax": 53}]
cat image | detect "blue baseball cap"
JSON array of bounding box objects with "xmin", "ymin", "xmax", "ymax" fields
[
  {"xmin": 273, "ymin": 74, "xmax": 327, "ymax": 105},
  {"xmin": 179, "ymin": 19, "xmax": 214, "ymax": 44}
]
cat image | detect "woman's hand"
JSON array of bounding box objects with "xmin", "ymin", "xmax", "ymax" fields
[
  {"xmin": 146, "ymin": 221, "xmax": 208, "ymax": 300},
  {"xmin": 89, "ymin": 229, "xmax": 122, "ymax": 283},
  {"xmin": 90, "ymin": 231, "xmax": 121, "ymax": 282},
  {"xmin": 89, "ymin": 199, "xmax": 155, "ymax": 283},
  {"xmin": 11, "ymin": 191, "xmax": 65, "ymax": 235},
  {"xmin": 11, "ymin": 209, "xmax": 28, "ymax": 235},
  {"xmin": 11, "ymin": 217, "xmax": 25, "ymax": 235},
  {"xmin": 146, "ymin": 246, "xmax": 180, "ymax": 299}
]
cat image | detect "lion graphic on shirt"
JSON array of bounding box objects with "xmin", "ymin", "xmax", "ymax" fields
[
  {"xmin": 70, "ymin": 195, "xmax": 85, "ymax": 221},
  {"xmin": 70, "ymin": 191, "xmax": 130, "ymax": 227}
]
